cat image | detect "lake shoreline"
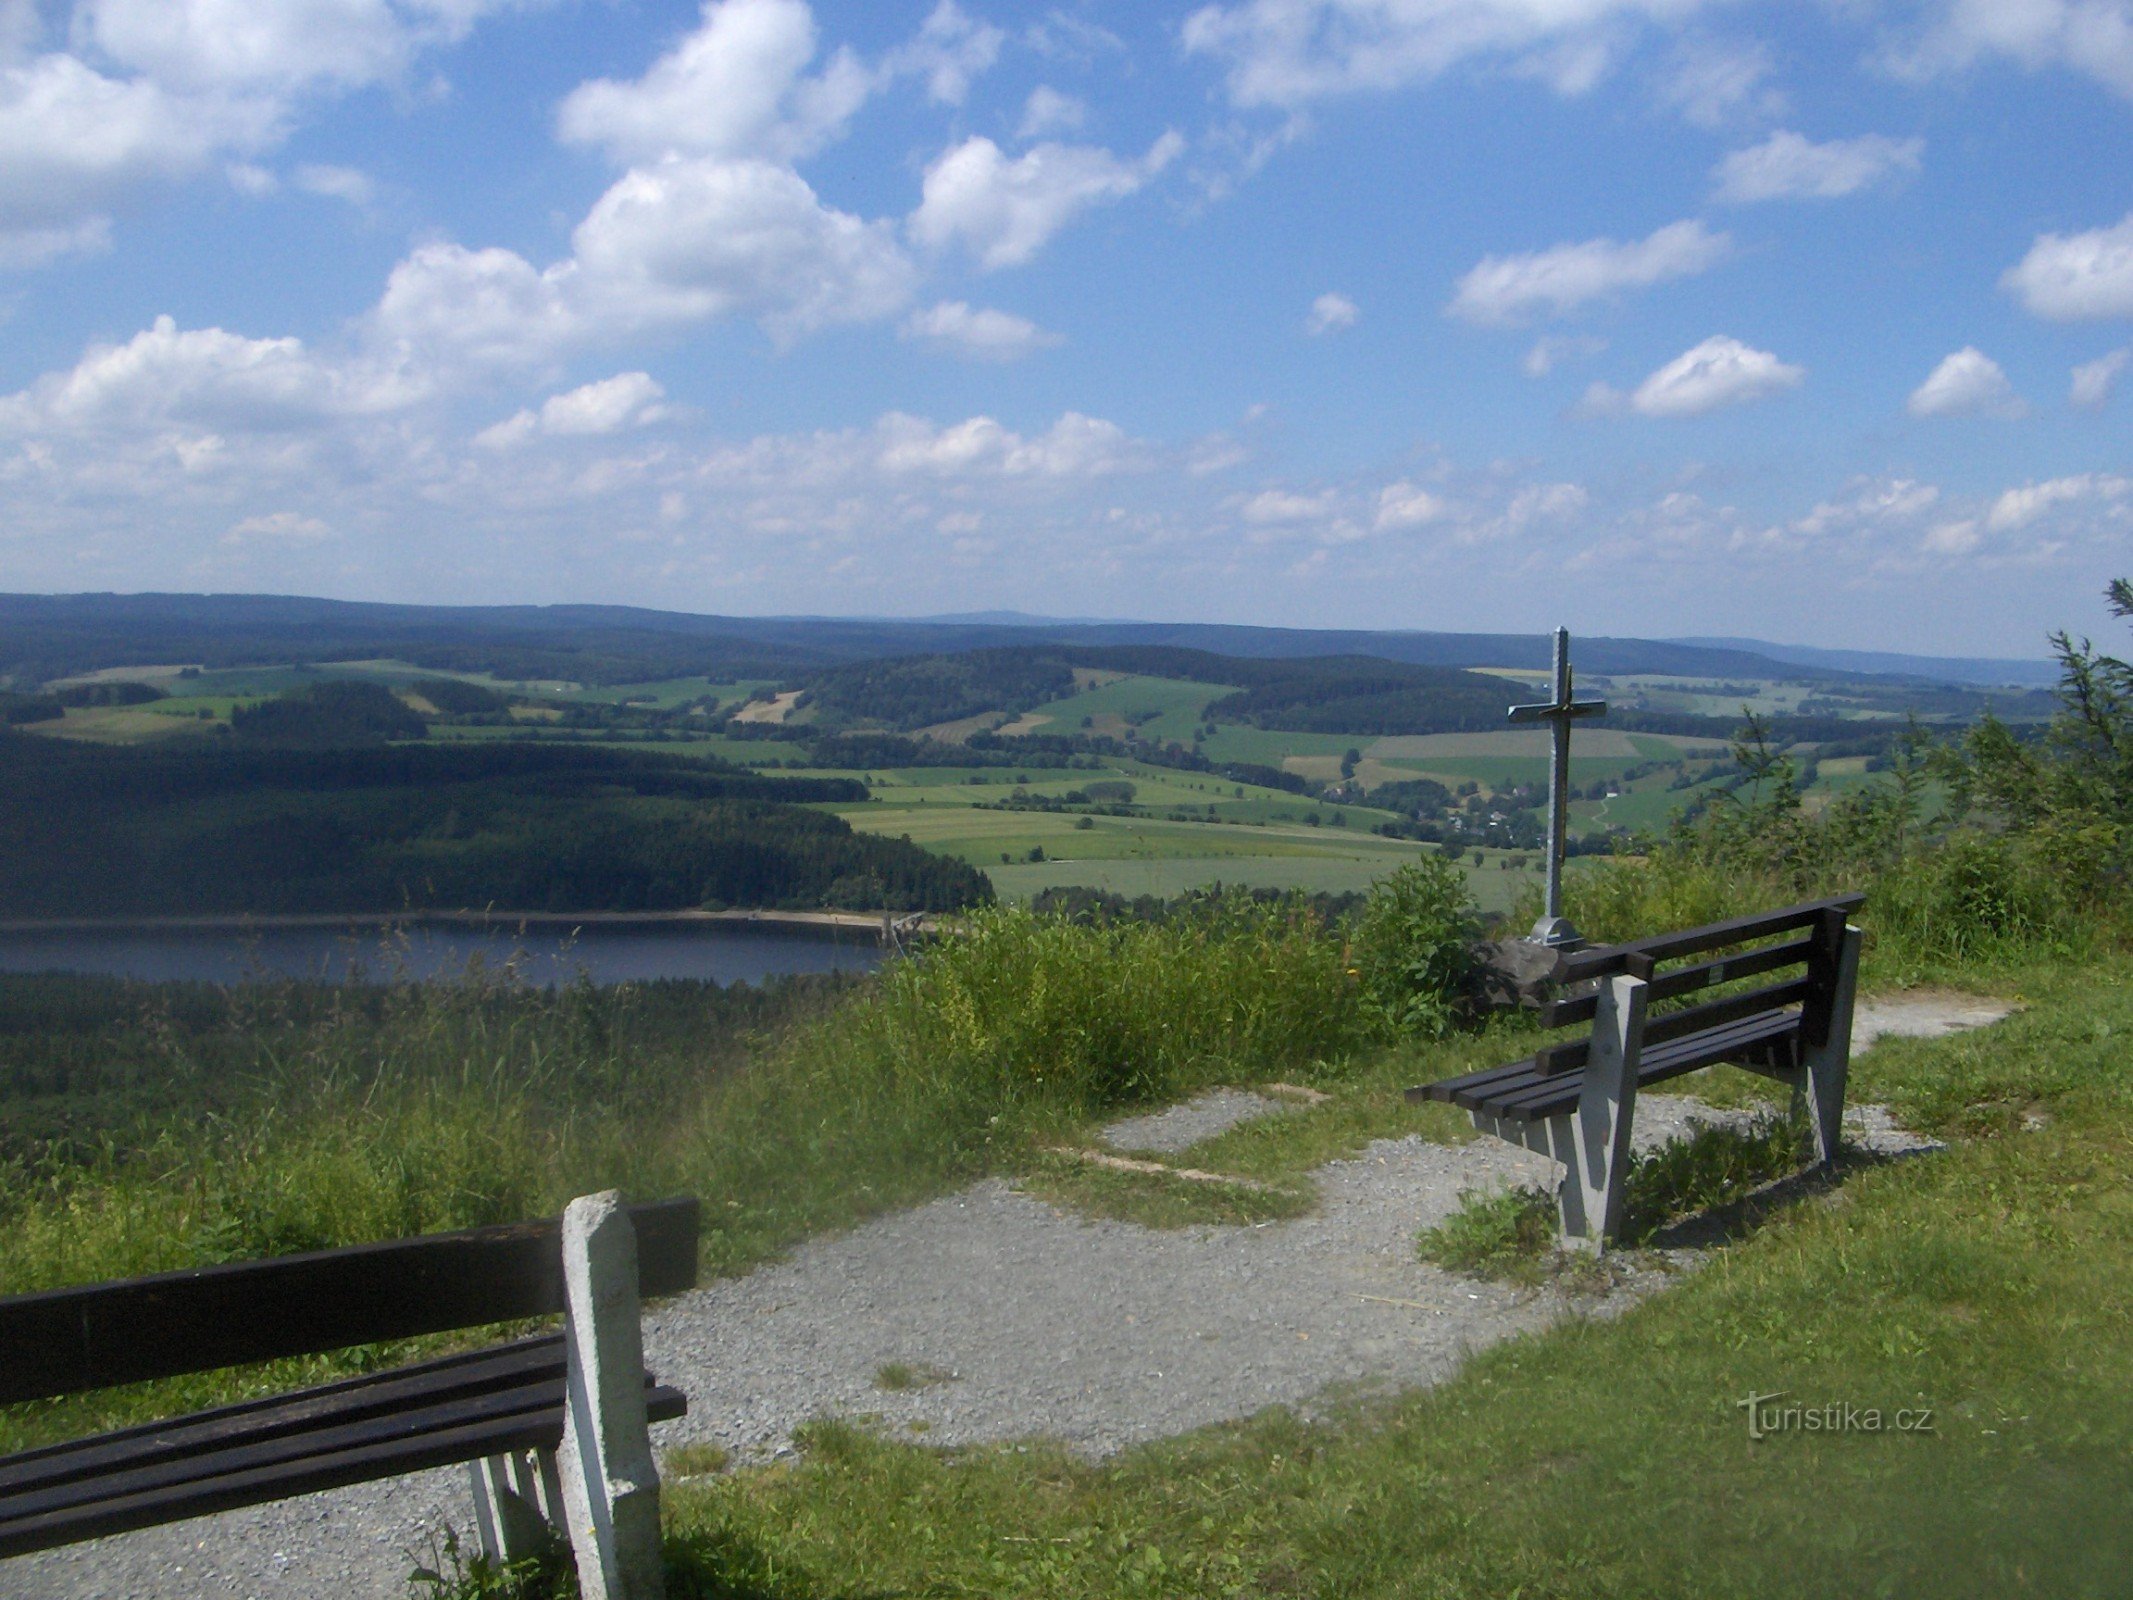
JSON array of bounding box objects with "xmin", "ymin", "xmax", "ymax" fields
[{"xmin": 0, "ymin": 908, "xmax": 934, "ymax": 941}]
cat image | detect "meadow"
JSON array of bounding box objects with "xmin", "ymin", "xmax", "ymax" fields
[{"xmin": 12, "ymin": 654, "xmax": 1994, "ymax": 919}]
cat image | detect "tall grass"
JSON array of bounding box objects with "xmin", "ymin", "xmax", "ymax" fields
[
  {"xmin": 0, "ymin": 895, "xmax": 1367, "ymax": 1446},
  {"xmin": 1545, "ymin": 821, "xmax": 2114, "ymax": 979}
]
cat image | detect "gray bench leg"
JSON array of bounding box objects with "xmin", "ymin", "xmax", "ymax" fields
[
  {"xmin": 557, "ymin": 1191, "xmax": 666, "ymax": 1600},
  {"xmin": 1802, "ymin": 924, "xmax": 1863, "ymax": 1168},
  {"xmin": 470, "ymin": 1446, "xmax": 564, "ymax": 1562},
  {"xmin": 1553, "ymin": 973, "xmax": 1648, "ymax": 1252}
]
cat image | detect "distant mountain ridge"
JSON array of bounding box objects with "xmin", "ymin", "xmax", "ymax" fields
[
  {"xmin": 1669, "ymin": 637, "xmax": 2059, "ymax": 689},
  {"xmin": 0, "ymin": 591, "xmax": 2037, "ymax": 690}
]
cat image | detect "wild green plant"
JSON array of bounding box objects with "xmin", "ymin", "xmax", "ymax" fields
[
  {"xmin": 1417, "ymin": 1185, "xmax": 1556, "ymax": 1281},
  {"xmin": 1346, "ymin": 855, "xmax": 1479, "ymax": 1039}
]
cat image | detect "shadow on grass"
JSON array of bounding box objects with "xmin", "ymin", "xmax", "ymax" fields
[{"xmin": 1419, "ymin": 1111, "xmax": 1949, "ymax": 1279}]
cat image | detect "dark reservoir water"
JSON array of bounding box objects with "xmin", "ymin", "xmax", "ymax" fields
[{"xmin": 0, "ymin": 922, "xmax": 886, "ymax": 987}]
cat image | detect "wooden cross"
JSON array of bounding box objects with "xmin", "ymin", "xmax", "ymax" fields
[{"xmin": 1507, "ymin": 627, "xmax": 1606, "ymax": 947}]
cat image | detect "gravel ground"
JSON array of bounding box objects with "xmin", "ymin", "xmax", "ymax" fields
[
  {"xmin": 1099, "ymin": 1087, "xmax": 1291, "ymax": 1153},
  {"xmin": 5, "ymin": 994, "xmax": 2007, "ymax": 1599}
]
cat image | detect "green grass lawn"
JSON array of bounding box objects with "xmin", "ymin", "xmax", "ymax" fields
[
  {"xmin": 1000, "ymin": 674, "xmax": 1231, "ymax": 744},
  {"xmin": 657, "ymin": 954, "xmax": 2133, "ymax": 1598}
]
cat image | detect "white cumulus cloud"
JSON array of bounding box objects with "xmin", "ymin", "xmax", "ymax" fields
[
  {"xmin": 1882, "ymin": 0, "xmax": 2133, "ymax": 103},
  {"xmin": 1374, "ymin": 481, "xmax": 1445, "ymax": 529},
  {"xmin": 558, "ymin": 0, "xmax": 999, "ymax": 167},
  {"xmin": 0, "ymin": 52, "xmax": 272, "ymax": 268},
  {"xmin": 293, "ymin": 163, "xmax": 375, "ymax": 206},
  {"xmin": 1448, "ymin": 219, "xmax": 1729, "ymax": 326},
  {"xmin": 1304, "ymin": 291, "xmax": 1358, "ymax": 334},
  {"xmin": 1790, "ymin": 478, "xmax": 1940, "ymax": 538},
  {"xmin": 1659, "ymin": 38, "xmax": 1784, "ymax": 128},
  {"xmin": 1180, "ymin": 0, "xmax": 1719, "ymax": 109},
  {"xmin": 2003, "ymin": 212, "xmax": 2133, "ymax": 321},
  {"xmin": 0, "ymin": 314, "xmax": 419, "ymax": 433},
  {"xmin": 476, "ymin": 372, "xmax": 668, "ymax": 449},
  {"xmin": 1713, "ymin": 130, "xmax": 1923, "ymax": 202},
  {"xmin": 374, "ymin": 158, "xmax": 920, "ymax": 371},
  {"xmin": 1984, "ymin": 473, "xmax": 2131, "ymax": 531},
  {"xmin": 1908, "ymin": 347, "xmax": 2025, "ymax": 417},
  {"xmin": 1585, "ymin": 335, "xmax": 1803, "ymax": 418},
  {"xmin": 556, "ymin": 0, "xmax": 871, "ymax": 166},
  {"xmin": 224, "ymin": 510, "xmax": 332, "ymax": 544},
  {"xmin": 76, "ymin": 0, "xmax": 523, "ymax": 94},
  {"xmin": 1018, "ymin": 85, "xmax": 1087, "ymax": 139},
  {"xmin": 370, "ymin": 243, "xmax": 582, "ymax": 371},
  {"xmin": 571, "ymin": 156, "xmax": 916, "ymax": 341},
  {"xmin": 882, "ymin": 1, "xmax": 1003, "ymax": 106},
  {"xmin": 873, "ymin": 411, "xmax": 1138, "ymax": 477},
  {"xmin": 1239, "ymin": 486, "xmax": 1338, "ymax": 524},
  {"xmin": 2071, "ymin": 347, "xmax": 2130, "ymax": 408},
  {"xmin": 910, "ymin": 131, "xmax": 1183, "ymax": 270},
  {"xmin": 899, "ymin": 301, "xmax": 1061, "ymax": 360},
  {"xmin": 1919, "ymin": 519, "xmax": 1980, "ymax": 556}
]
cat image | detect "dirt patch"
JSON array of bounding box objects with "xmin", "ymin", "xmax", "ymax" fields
[
  {"xmin": 1854, "ymin": 991, "xmax": 2015, "ymax": 1049},
  {"xmin": 1102, "ymin": 1087, "xmax": 1292, "ymax": 1153},
  {"xmin": 730, "ymin": 690, "xmax": 804, "ymax": 725},
  {"xmin": 916, "ymin": 711, "xmax": 1009, "ymax": 743}
]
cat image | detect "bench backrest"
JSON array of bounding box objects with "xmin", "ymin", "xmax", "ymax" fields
[
  {"xmin": 1526, "ymin": 895, "xmax": 1865, "ymax": 1075},
  {"xmin": 0, "ymin": 1196, "xmax": 699, "ymax": 1407}
]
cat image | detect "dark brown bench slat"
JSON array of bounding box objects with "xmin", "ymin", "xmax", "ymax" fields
[
  {"xmin": 1536, "ymin": 932, "xmax": 1817, "ymax": 1028},
  {"xmin": 4, "ymin": 1371, "xmax": 561, "ymax": 1522},
  {"xmin": 1482, "ymin": 1010, "xmax": 1801, "ymax": 1121},
  {"xmin": 0, "ymin": 1337, "xmax": 565, "ymax": 1496},
  {"xmin": 1643, "ymin": 976, "xmax": 1813, "ymax": 1049},
  {"xmin": 0, "ymin": 1386, "xmax": 686, "ymax": 1560},
  {"xmin": 1424, "ymin": 998, "xmax": 1808, "ymax": 1117},
  {"xmin": 1529, "ymin": 976, "xmax": 1813, "ymax": 1078},
  {"xmin": 1556, "ymin": 894, "xmax": 1863, "ymax": 983},
  {"xmin": 1402, "ymin": 1054, "xmax": 1540, "ymax": 1106},
  {"xmin": 0, "ymin": 1197, "xmax": 699, "ymax": 1407},
  {"xmin": 0, "ymin": 1361, "xmax": 674, "ymax": 1525}
]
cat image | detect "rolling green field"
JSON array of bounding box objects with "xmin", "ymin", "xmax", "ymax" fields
[
  {"xmin": 12, "ymin": 655, "xmax": 1937, "ymax": 918},
  {"xmin": 991, "ymin": 672, "xmax": 1232, "ymax": 743}
]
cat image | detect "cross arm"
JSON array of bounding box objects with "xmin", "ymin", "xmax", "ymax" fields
[{"xmin": 1507, "ymin": 698, "xmax": 1609, "ymax": 723}]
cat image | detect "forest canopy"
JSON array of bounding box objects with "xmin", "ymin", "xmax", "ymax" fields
[{"xmin": 0, "ymin": 737, "xmax": 989, "ymax": 916}]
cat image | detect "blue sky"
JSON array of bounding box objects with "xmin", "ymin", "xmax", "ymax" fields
[{"xmin": 3, "ymin": 0, "xmax": 2130, "ymax": 656}]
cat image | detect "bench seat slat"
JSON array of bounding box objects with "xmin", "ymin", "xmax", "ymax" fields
[
  {"xmin": 1418, "ymin": 1008, "xmax": 1802, "ymax": 1123},
  {"xmin": 1483, "ymin": 1010, "xmax": 1802, "ymax": 1121},
  {"xmin": 1521, "ymin": 976, "xmax": 1814, "ymax": 1079},
  {"xmin": 0, "ymin": 1337, "xmax": 566, "ymax": 1497},
  {"xmin": 0, "ymin": 1386, "xmax": 686, "ymax": 1561}
]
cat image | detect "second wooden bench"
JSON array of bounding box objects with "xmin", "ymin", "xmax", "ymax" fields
[{"xmin": 1411, "ymin": 895, "xmax": 1865, "ymax": 1249}]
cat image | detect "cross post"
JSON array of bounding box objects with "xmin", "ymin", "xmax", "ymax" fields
[{"xmin": 1507, "ymin": 627, "xmax": 1606, "ymax": 948}]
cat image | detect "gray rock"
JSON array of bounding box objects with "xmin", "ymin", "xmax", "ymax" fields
[{"xmin": 1468, "ymin": 936, "xmax": 1566, "ymax": 1012}]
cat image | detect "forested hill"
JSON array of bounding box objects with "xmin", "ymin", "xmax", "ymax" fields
[
  {"xmin": 0, "ymin": 736, "xmax": 990, "ymax": 918},
  {"xmin": 796, "ymin": 646, "xmax": 1516, "ymax": 735},
  {"xmin": 1, "ymin": 591, "xmax": 1970, "ymax": 689}
]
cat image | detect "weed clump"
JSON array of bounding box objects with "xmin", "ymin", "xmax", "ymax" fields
[
  {"xmin": 1420, "ymin": 1112, "xmax": 1819, "ymax": 1280},
  {"xmin": 1418, "ymin": 1185, "xmax": 1557, "ymax": 1282}
]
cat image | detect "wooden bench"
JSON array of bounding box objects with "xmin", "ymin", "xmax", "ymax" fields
[
  {"xmin": 1410, "ymin": 896, "xmax": 1864, "ymax": 1250},
  {"xmin": 0, "ymin": 1190, "xmax": 697, "ymax": 1600}
]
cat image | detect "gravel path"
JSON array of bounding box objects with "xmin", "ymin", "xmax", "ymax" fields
[{"xmin": 5, "ymin": 993, "xmax": 2009, "ymax": 1599}]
